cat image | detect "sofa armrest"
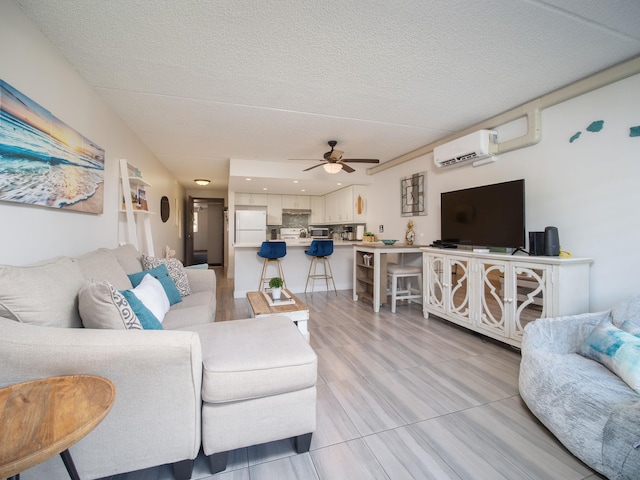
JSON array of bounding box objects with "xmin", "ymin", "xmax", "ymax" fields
[
  {"xmin": 522, "ymin": 310, "xmax": 611, "ymax": 355},
  {"xmin": 186, "ymin": 267, "xmax": 216, "ymax": 294},
  {"xmin": 0, "ymin": 317, "xmax": 203, "ymax": 479}
]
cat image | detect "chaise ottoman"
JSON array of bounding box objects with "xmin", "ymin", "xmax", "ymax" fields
[{"xmin": 185, "ymin": 316, "xmax": 317, "ymax": 473}]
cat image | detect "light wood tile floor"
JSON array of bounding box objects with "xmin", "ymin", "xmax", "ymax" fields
[{"xmin": 103, "ymin": 269, "xmax": 604, "ymax": 480}]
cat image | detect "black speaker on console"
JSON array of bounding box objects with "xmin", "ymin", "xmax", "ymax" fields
[
  {"xmin": 544, "ymin": 226, "xmax": 560, "ymax": 256},
  {"xmin": 529, "ymin": 232, "xmax": 545, "ymax": 256}
]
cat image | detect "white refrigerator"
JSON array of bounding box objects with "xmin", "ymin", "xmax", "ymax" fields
[{"xmin": 235, "ymin": 210, "xmax": 267, "ymax": 244}]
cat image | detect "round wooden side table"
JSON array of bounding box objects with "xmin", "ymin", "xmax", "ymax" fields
[{"xmin": 0, "ymin": 374, "xmax": 116, "ymax": 480}]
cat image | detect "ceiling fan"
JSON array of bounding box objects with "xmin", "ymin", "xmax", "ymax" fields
[{"xmin": 297, "ymin": 141, "xmax": 380, "ymax": 174}]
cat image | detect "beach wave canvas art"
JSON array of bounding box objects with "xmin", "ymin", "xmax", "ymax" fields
[{"xmin": 0, "ymin": 80, "xmax": 104, "ymax": 214}]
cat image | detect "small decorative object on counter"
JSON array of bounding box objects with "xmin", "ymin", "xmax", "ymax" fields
[
  {"xmin": 405, "ymin": 220, "xmax": 415, "ymax": 245},
  {"xmin": 363, "ymin": 232, "xmax": 376, "ymax": 243},
  {"xmin": 269, "ymin": 277, "xmax": 284, "ymax": 300}
]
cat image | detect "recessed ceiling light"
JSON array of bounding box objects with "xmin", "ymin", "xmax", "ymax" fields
[
  {"xmin": 301, "ymin": 189, "xmax": 306, "ymax": 192},
  {"xmin": 337, "ymin": 182, "xmax": 342, "ymax": 186},
  {"xmin": 263, "ymin": 187, "xmax": 268, "ymax": 191},
  {"xmin": 245, "ymin": 178, "xmax": 251, "ymax": 181},
  {"xmin": 293, "ymin": 180, "xmax": 299, "ymax": 184},
  {"xmin": 194, "ymin": 179, "xmax": 210, "ymax": 186}
]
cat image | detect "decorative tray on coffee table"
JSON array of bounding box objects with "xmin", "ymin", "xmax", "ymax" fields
[{"xmin": 261, "ymin": 289, "xmax": 296, "ymax": 306}]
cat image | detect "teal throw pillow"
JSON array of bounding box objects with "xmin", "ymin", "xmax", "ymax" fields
[
  {"xmin": 578, "ymin": 320, "xmax": 640, "ymax": 393},
  {"xmin": 129, "ymin": 264, "xmax": 182, "ymax": 306},
  {"xmin": 120, "ymin": 290, "xmax": 164, "ymax": 330}
]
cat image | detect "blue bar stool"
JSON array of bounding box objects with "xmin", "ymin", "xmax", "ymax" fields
[
  {"xmin": 304, "ymin": 240, "xmax": 337, "ymax": 294},
  {"xmin": 258, "ymin": 241, "xmax": 286, "ymax": 291}
]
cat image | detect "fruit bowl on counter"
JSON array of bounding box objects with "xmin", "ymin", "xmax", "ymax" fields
[{"xmin": 381, "ymin": 239, "xmax": 398, "ymax": 245}]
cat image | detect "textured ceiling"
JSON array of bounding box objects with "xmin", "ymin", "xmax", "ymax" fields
[{"xmin": 14, "ymin": 0, "xmax": 640, "ymax": 194}]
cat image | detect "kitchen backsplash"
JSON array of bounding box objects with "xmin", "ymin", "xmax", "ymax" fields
[{"xmin": 267, "ymin": 214, "xmax": 365, "ymax": 238}]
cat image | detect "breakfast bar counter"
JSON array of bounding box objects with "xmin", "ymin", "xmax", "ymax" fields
[
  {"xmin": 353, "ymin": 243, "xmax": 426, "ymax": 312},
  {"xmin": 233, "ymin": 240, "xmax": 356, "ymax": 298}
]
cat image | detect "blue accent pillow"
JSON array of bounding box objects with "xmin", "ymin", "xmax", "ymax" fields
[
  {"xmin": 578, "ymin": 320, "xmax": 640, "ymax": 393},
  {"xmin": 128, "ymin": 264, "xmax": 182, "ymax": 306},
  {"xmin": 120, "ymin": 290, "xmax": 164, "ymax": 330}
]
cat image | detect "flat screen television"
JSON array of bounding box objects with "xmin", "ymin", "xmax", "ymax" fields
[{"xmin": 440, "ymin": 179, "xmax": 525, "ymax": 249}]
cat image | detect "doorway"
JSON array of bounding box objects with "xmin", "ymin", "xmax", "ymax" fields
[{"xmin": 186, "ymin": 197, "xmax": 225, "ymax": 267}]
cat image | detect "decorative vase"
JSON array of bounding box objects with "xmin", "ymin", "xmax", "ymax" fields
[
  {"xmin": 405, "ymin": 220, "xmax": 415, "ymax": 245},
  {"xmin": 271, "ymin": 287, "xmax": 282, "ymax": 300}
]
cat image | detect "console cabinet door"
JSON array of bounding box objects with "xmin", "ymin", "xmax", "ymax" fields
[
  {"xmin": 475, "ymin": 259, "xmax": 509, "ymax": 338},
  {"xmin": 510, "ymin": 263, "xmax": 552, "ymax": 342},
  {"xmin": 447, "ymin": 256, "xmax": 471, "ymax": 323},
  {"xmin": 423, "ymin": 253, "xmax": 471, "ymax": 324},
  {"xmin": 475, "ymin": 259, "xmax": 552, "ymax": 342},
  {"xmin": 424, "ymin": 254, "xmax": 446, "ymax": 314}
]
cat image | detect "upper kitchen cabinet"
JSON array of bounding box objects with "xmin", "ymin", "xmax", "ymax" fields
[
  {"xmin": 281, "ymin": 195, "xmax": 310, "ymax": 210},
  {"xmin": 324, "ymin": 185, "xmax": 367, "ymax": 224},
  {"xmin": 235, "ymin": 193, "xmax": 268, "ymax": 206},
  {"xmin": 309, "ymin": 196, "xmax": 325, "ymax": 224},
  {"xmin": 267, "ymin": 194, "xmax": 282, "ymax": 225}
]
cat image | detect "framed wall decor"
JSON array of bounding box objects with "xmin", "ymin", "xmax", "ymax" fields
[
  {"xmin": 0, "ymin": 80, "xmax": 105, "ymax": 214},
  {"xmin": 401, "ymin": 171, "xmax": 427, "ymax": 216}
]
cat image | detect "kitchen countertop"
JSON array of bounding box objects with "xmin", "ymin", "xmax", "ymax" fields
[{"xmin": 234, "ymin": 239, "xmax": 359, "ymax": 248}]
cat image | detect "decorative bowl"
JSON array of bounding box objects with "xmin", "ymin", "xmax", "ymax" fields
[{"xmin": 381, "ymin": 239, "xmax": 398, "ymax": 245}]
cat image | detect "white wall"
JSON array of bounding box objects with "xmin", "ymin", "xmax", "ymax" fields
[
  {"xmin": 368, "ymin": 73, "xmax": 640, "ymax": 312},
  {"xmin": 0, "ymin": 1, "xmax": 184, "ymax": 264}
]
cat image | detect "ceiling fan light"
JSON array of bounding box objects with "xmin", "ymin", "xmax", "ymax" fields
[
  {"xmin": 194, "ymin": 179, "xmax": 211, "ymax": 186},
  {"xmin": 323, "ymin": 163, "xmax": 343, "ymax": 174}
]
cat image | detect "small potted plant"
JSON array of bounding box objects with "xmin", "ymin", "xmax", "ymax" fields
[
  {"xmin": 269, "ymin": 277, "xmax": 284, "ymax": 300},
  {"xmin": 363, "ymin": 231, "xmax": 375, "ymax": 243}
]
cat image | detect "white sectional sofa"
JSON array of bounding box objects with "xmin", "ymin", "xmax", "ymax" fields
[
  {"xmin": 0, "ymin": 244, "xmax": 317, "ymax": 480},
  {"xmin": 0, "ymin": 244, "xmax": 215, "ymax": 479}
]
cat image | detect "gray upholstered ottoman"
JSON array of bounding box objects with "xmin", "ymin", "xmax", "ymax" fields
[{"xmin": 188, "ymin": 316, "xmax": 317, "ymax": 474}]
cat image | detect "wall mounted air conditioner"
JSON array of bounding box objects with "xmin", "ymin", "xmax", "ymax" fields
[{"xmin": 433, "ymin": 130, "xmax": 497, "ymax": 168}]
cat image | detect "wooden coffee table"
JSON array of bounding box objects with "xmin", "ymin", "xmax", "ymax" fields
[
  {"xmin": 246, "ymin": 289, "xmax": 310, "ymax": 341},
  {"xmin": 0, "ymin": 375, "xmax": 116, "ymax": 480}
]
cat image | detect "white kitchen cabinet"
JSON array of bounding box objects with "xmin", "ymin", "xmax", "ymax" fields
[
  {"xmin": 422, "ymin": 248, "xmax": 592, "ymax": 348},
  {"xmin": 281, "ymin": 195, "xmax": 310, "ymax": 210},
  {"xmin": 309, "ymin": 196, "xmax": 325, "ymax": 224},
  {"xmin": 324, "ymin": 185, "xmax": 367, "ymax": 224},
  {"xmin": 324, "ymin": 190, "xmax": 338, "ymax": 223},
  {"xmin": 267, "ymin": 194, "xmax": 282, "ymax": 225},
  {"xmin": 235, "ymin": 193, "xmax": 268, "ymax": 206}
]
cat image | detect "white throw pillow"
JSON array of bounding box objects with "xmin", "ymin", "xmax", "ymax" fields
[{"xmin": 130, "ymin": 274, "xmax": 170, "ymax": 323}]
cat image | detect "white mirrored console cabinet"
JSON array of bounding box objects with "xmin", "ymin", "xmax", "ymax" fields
[{"xmin": 422, "ymin": 247, "xmax": 593, "ymax": 348}]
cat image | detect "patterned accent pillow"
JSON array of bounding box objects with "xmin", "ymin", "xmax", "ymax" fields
[
  {"xmin": 78, "ymin": 280, "xmax": 143, "ymax": 330},
  {"xmin": 578, "ymin": 320, "xmax": 640, "ymax": 393},
  {"xmin": 141, "ymin": 255, "xmax": 192, "ymax": 297}
]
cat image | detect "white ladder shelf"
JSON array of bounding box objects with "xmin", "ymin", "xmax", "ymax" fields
[{"xmin": 119, "ymin": 158, "xmax": 155, "ymax": 256}]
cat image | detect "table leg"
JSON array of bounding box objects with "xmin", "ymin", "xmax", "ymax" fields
[
  {"xmin": 60, "ymin": 449, "xmax": 81, "ymax": 480},
  {"xmin": 373, "ymin": 251, "xmax": 380, "ymax": 312}
]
